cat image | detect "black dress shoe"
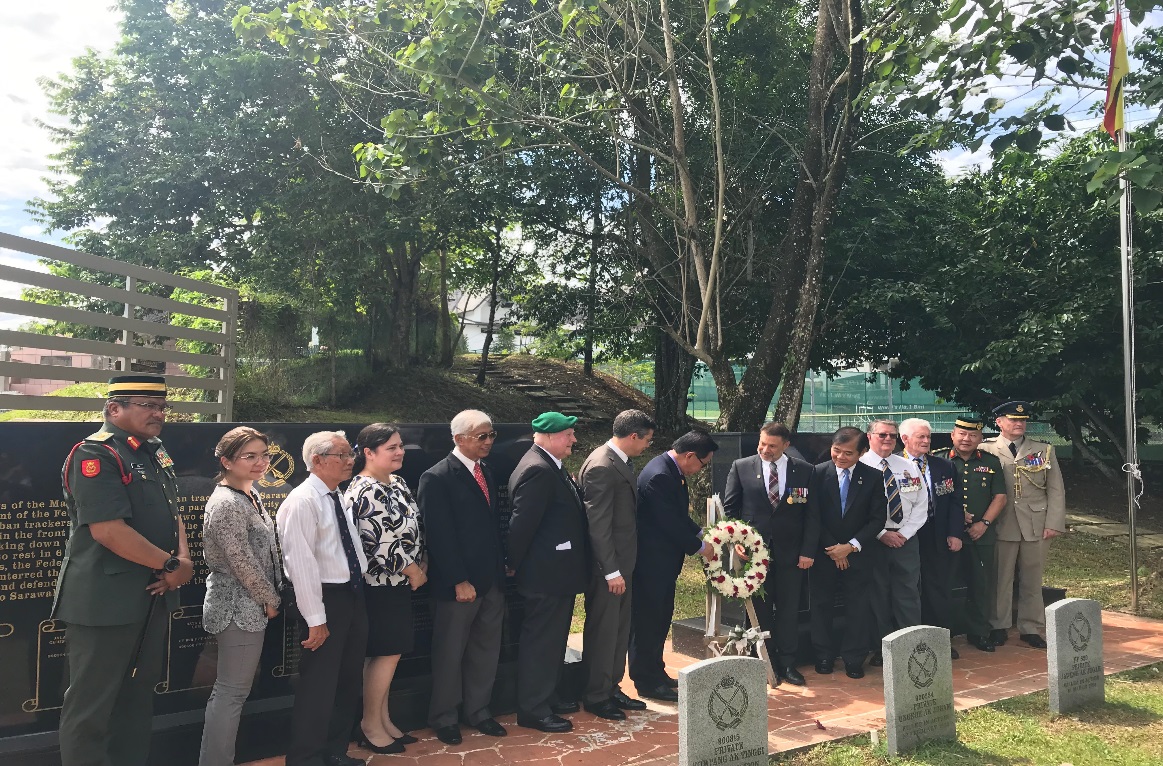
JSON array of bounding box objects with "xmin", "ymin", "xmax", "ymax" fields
[
  {"xmin": 638, "ymin": 684, "xmax": 679, "ymax": 702},
  {"xmin": 356, "ymin": 728, "xmax": 405, "ymax": 754},
  {"xmin": 1020, "ymin": 633, "xmax": 1048, "ymax": 649},
  {"xmin": 967, "ymin": 634, "xmax": 996, "ymax": 652},
  {"xmin": 395, "ymin": 733, "xmax": 418, "ymax": 745},
  {"xmin": 584, "ymin": 699, "xmax": 627, "ymax": 720},
  {"xmin": 868, "ymin": 652, "xmax": 883, "ymax": 667},
  {"xmin": 612, "ymin": 690, "xmax": 647, "ymax": 710},
  {"xmin": 950, "ymin": 647, "xmax": 960, "ymax": 660},
  {"xmin": 517, "ymin": 714, "xmax": 573, "ymax": 733},
  {"xmin": 989, "ymin": 628, "xmax": 1008, "ymax": 646},
  {"xmin": 845, "ymin": 665, "xmax": 865, "ymax": 680},
  {"xmin": 325, "ymin": 755, "xmax": 365, "ymax": 766},
  {"xmin": 434, "ymin": 724, "xmax": 462, "ymax": 745},
  {"xmin": 664, "ymin": 675, "xmax": 679, "ymax": 688},
  {"xmin": 474, "ymin": 718, "xmax": 507, "ymax": 737},
  {"xmin": 814, "ymin": 660, "xmax": 834, "ymax": 675},
  {"xmin": 550, "ymin": 700, "xmax": 580, "ymax": 715},
  {"xmin": 780, "ymin": 666, "xmax": 806, "ymax": 686}
]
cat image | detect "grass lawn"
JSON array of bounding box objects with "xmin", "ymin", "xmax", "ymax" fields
[{"xmin": 772, "ymin": 662, "xmax": 1163, "ymax": 765}]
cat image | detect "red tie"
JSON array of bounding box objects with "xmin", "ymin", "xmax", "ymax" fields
[{"xmin": 473, "ymin": 462, "xmax": 491, "ymax": 504}]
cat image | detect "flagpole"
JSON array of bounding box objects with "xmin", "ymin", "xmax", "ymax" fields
[{"xmin": 1114, "ymin": 0, "xmax": 1140, "ymax": 612}]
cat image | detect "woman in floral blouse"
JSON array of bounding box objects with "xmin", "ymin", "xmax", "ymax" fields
[
  {"xmin": 199, "ymin": 427, "xmax": 281, "ymax": 766},
  {"xmin": 346, "ymin": 423, "xmax": 426, "ymax": 754}
]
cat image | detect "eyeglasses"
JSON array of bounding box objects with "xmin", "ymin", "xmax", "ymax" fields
[
  {"xmin": 113, "ymin": 399, "xmax": 171, "ymax": 413},
  {"xmin": 322, "ymin": 451, "xmax": 358, "ymax": 461},
  {"xmin": 235, "ymin": 452, "xmax": 274, "ymax": 462},
  {"xmin": 461, "ymin": 431, "xmax": 498, "ymax": 442},
  {"xmin": 871, "ymin": 432, "xmax": 898, "ymax": 439}
]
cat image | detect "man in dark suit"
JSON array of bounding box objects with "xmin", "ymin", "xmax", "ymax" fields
[
  {"xmin": 899, "ymin": 418, "xmax": 964, "ymax": 659},
  {"xmin": 809, "ymin": 427, "xmax": 885, "ymax": 680},
  {"xmin": 507, "ymin": 412, "xmax": 590, "ymax": 733},
  {"xmin": 723, "ymin": 422, "xmax": 818, "ymax": 687},
  {"xmin": 419, "ymin": 410, "xmax": 508, "ymax": 744},
  {"xmin": 629, "ymin": 430, "xmax": 717, "ymax": 702},
  {"xmin": 579, "ymin": 409, "xmax": 656, "ymax": 720}
]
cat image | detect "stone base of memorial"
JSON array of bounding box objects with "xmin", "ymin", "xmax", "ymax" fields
[
  {"xmin": 678, "ymin": 656, "xmax": 769, "ymax": 766},
  {"xmin": 883, "ymin": 625, "xmax": 956, "ymax": 756},
  {"xmin": 1047, "ymin": 598, "xmax": 1104, "ymax": 715}
]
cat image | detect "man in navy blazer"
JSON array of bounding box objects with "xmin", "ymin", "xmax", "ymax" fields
[
  {"xmin": 899, "ymin": 418, "xmax": 964, "ymax": 657},
  {"xmin": 809, "ymin": 427, "xmax": 886, "ymax": 679},
  {"xmin": 507, "ymin": 412, "xmax": 590, "ymax": 733},
  {"xmin": 418, "ymin": 410, "xmax": 508, "ymax": 744},
  {"xmin": 629, "ymin": 431, "xmax": 716, "ymax": 702},
  {"xmin": 723, "ymin": 422, "xmax": 818, "ymax": 686}
]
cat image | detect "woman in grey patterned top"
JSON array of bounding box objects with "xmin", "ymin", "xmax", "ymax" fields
[
  {"xmin": 198, "ymin": 427, "xmax": 281, "ymax": 766},
  {"xmin": 346, "ymin": 423, "xmax": 426, "ymax": 754}
]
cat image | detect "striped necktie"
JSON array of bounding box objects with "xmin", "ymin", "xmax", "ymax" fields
[
  {"xmin": 767, "ymin": 463, "xmax": 780, "ymax": 508},
  {"xmin": 881, "ymin": 458, "xmax": 904, "ymax": 524}
]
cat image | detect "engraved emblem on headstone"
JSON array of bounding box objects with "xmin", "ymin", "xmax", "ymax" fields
[
  {"xmin": 907, "ymin": 641, "xmax": 938, "ymax": 689},
  {"xmin": 1068, "ymin": 612, "xmax": 1092, "ymax": 652},
  {"xmin": 707, "ymin": 675, "xmax": 749, "ymax": 730}
]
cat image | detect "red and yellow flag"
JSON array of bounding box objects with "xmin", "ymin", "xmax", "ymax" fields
[{"xmin": 1104, "ymin": 12, "xmax": 1129, "ymax": 139}]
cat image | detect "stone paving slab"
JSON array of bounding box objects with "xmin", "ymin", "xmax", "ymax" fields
[
  {"xmin": 1136, "ymin": 533, "xmax": 1163, "ymax": 548},
  {"xmin": 243, "ymin": 610, "xmax": 1163, "ymax": 765},
  {"xmin": 1073, "ymin": 523, "xmax": 1132, "ymax": 537},
  {"xmin": 1066, "ymin": 512, "xmax": 1125, "ymax": 526}
]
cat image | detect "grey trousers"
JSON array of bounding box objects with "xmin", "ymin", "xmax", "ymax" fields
[
  {"xmin": 427, "ymin": 585, "xmax": 505, "ymax": 728},
  {"xmin": 870, "ymin": 533, "xmax": 923, "ymax": 641},
  {"xmin": 198, "ymin": 623, "xmax": 266, "ymax": 766},
  {"xmin": 58, "ymin": 606, "xmax": 168, "ymax": 766},
  {"xmin": 582, "ymin": 573, "xmax": 632, "ymax": 704}
]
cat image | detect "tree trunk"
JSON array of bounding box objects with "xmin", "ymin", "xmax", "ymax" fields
[
  {"xmin": 437, "ymin": 245, "xmax": 453, "ymax": 367},
  {"xmin": 476, "ymin": 226, "xmax": 504, "ymax": 386},
  {"xmin": 584, "ymin": 190, "xmax": 601, "ymax": 376},
  {"xmin": 383, "ymin": 240, "xmax": 424, "ymax": 368},
  {"xmin": 1062, "ymin": 411, "xmax": 1120, "ymax": 482},
  {"xmin": 654, "ymin": 327, "xmax": 695, "ymax": 434}
]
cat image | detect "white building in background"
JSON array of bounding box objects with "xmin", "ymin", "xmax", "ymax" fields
[{"xmin": 449, "ymin": 291, "xmax": 532, "ymax": 353}]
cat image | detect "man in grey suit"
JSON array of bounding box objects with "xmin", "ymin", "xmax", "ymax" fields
[{"xmin": 579, "ymin": 410, "xmax": 656, "ymax": 720}]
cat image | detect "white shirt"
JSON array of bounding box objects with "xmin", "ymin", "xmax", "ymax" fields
[
  {"xmin": 535, "ymin": 443, "xmax": 562, "ymax": 468},
  {"xmin": 762, "ymin": 453, "xmax": 788, "ymax": 498},
  {"xmin": 276, "ymin": 473, "xmax": 369, "ymax": 627},
  {"xmin": 832, "ymin": 465, "xmax": 863, "ymax": 552},
  {"xmin": 860, "ymin": 451, "xmax": 927, "ymax": 540},
  {"xmin": 452, "ymin": 446, "xmax": 480, "ymax": 474}
]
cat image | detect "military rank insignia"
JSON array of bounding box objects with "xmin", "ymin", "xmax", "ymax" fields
[
  {"xmin": 81, "ymin": 459, "xmax": 101, "ymax": 478},
  {"xmin": 126, "ymin": 436, "xmax": 141, "ymax": 450},
  {"xmin": 786, "ymin": 487, "xmax": 809, "ymax": 504},
  {"xmin": 155, "ymin": 447, "xmax": 174, "ymax": 469},
  {"xmin": 935, "ymin": 478, "xmax": 955, "ymax": 496}
]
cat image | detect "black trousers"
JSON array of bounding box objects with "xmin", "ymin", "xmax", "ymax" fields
[
  {"xmin": 919, "ymin": 521, "xmax": 956, "ymax": 633},
  {"xmin": 516, "ymin": 590, "xmax": 574, "ymax": 719},
  {"xmin": 628, "ymin": 564, "xmax": 679, "ymax": 690},
  {"xmin": 287, "ymin": 585, "xmax": 367, "ymax": 766},
  {"xmin": 809, "ymin": 556, "xmax": 872, "ymax": 668},
  {"xmin": 753, "ymin": 562, "xmax": 804, "ymax": 667}
]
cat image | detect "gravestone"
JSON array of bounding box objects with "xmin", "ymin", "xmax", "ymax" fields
[
  {"xmin": 1047, "ymin": 598, "xmax": 1104, "ymax": 714},
  {"xmin": 883, "ymin": 625, "xmax": 956, "ymax": 755},
  {"xmin": 678, "ymin": 656, "xmax": 768, "ymax": 766}
]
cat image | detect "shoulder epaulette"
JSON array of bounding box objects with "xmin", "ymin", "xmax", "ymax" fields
[
  {"xmin": 982, "ymin": 437, "xmax": 998, "ymax": 443},
  {"xmin": 86, "ymin": 431, "xmax": 115, "ymax": 442}
]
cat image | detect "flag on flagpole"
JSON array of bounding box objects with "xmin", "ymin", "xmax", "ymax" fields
[{"xmin": 1104, "ymin": 11, "xmax": 1130, "ymax": 139}]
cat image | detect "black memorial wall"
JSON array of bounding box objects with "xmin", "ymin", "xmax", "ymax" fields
[{"xmin": 0, "ymin": 422, "xmax": 534, "ymax": 764}]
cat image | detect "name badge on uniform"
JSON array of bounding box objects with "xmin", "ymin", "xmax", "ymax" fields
[
  {"xmin": 935, "ymin": 478, "xmax": 955, "ymax": 497},
  {"xmin": 786, "ymin": 487, "xmax": 809, "ymax": 504}
]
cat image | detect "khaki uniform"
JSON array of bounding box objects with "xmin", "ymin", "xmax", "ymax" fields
[
  {"xmin": 979, "ymin": 436, "xmax": 1065, "ymax": 635},
  {"xmin": 931, "ymin": 447, "xmax": 1006, "ymax": 637},
  {"xmin": 53, "ymin": 423, "xmax": 180, "ymax": 766}
]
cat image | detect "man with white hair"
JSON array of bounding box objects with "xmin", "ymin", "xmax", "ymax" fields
[
  {"xmin": 419, "ymin": 410, "xmax": 508, "ymax": 744},
  {"xmin": 277, "ymin": 431, "xmax": 367, "ymax": 766},
  {"xmin": 898, "ymin": 418, "xmax": 963, "ymax": 659}
]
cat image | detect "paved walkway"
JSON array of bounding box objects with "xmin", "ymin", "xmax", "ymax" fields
[{"xmin": 245, "ymin": 610, "xmax": 1163, "ymax": 765}]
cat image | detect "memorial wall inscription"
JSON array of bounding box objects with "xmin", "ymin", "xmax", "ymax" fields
[{"xmin": 0, "ymin": 421, "xmax": 531, "ymax": 750}]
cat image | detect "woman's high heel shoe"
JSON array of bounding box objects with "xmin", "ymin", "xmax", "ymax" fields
[
  {"xmin": 357, "ymin": 728, "xmax": 405, "ymax": 754},
  {"xmin": 393, "ymin": 733, "xmax": 418, "ymax": 745}
]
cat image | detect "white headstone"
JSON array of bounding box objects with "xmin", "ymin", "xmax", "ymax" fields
[
  {"xmin": 882, "ymin": 625, "xmax": 956, "ymax": 755},
  {"xmin": 678, "ymin": 656, "xmax": 769, "ymax": 766},
  {"xmin": 1047, "ymin": 598, "xmax": 1104, "ymax": 714}
]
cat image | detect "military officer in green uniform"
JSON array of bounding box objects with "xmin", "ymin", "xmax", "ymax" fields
[
  {"xmin": 931, "ymin": 416, "xmax": 1007, "ymax": 653},
  {"xmin": 980, "ymin": 401, "xmax": 1065, "ymax": 650},
  {"xmin": 53, "ymin": 375, "xmax": 194, "ymax": 766}
]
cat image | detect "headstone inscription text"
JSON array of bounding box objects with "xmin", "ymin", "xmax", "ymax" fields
[
  {"xmin": 883, "ymin": 625, "xmax": 956, "ymax": 755},
  {"xmin": 1047, "ymin": 598, "xmax": 1104, "ymax": 714},
  {"xmin": 678, "ymin": 656, "xmax": 768, "ymax": 766}
]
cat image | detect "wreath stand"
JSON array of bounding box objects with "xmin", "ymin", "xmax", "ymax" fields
[{"xmin": 703, "ymin": 495, "xmax": 778, "ymax": 688}]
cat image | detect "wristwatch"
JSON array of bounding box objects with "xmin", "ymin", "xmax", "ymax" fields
[
  {"xmin": 162, "ymin": 555, "xmax": 182, "ymax": 573},
  {"xmin": 980, "ymin": 519, "xmax": 992, "ymax": 527}
]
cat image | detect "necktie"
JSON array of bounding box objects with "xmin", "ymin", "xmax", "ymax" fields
[
  {"xmin": 1009, "ymin": 442, "xmax": 1018, "ymax": 458},
  {"xmin": 328, "ymin": 491, "xmax": 363, "ymax": 591},
  {"xmin": 473, "ymin": 462, "xmax": 491, "ymax": 504},
  {"xmin": 626, "ymin": 457, "xmax": 634, "ymax": 472},
  {"xmin": 839, "ymin": 468, "xmax": 850, "ymax": 516},
  {"xmin": 767, "ymin": 462, "xmax": 780, "ymax": 508},
  {"xmin": 881, "ymin": 458, "xmax": 904, "ymax": 524},
  {"xmin": 913, "ymin": 456, "xmax": 934, "ymax": 515}
]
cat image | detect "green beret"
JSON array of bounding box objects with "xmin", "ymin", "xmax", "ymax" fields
[
  {"xmin": 108, "ymin": 374, "xmax": 167, "ymax": 398},
  {"xmin": 992, "ymin": 401, "xmax": 1031, "ymax": 420},
  {"xmin": 532, "ymin": 411, "xmax": 578, "ymax": 433}
]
